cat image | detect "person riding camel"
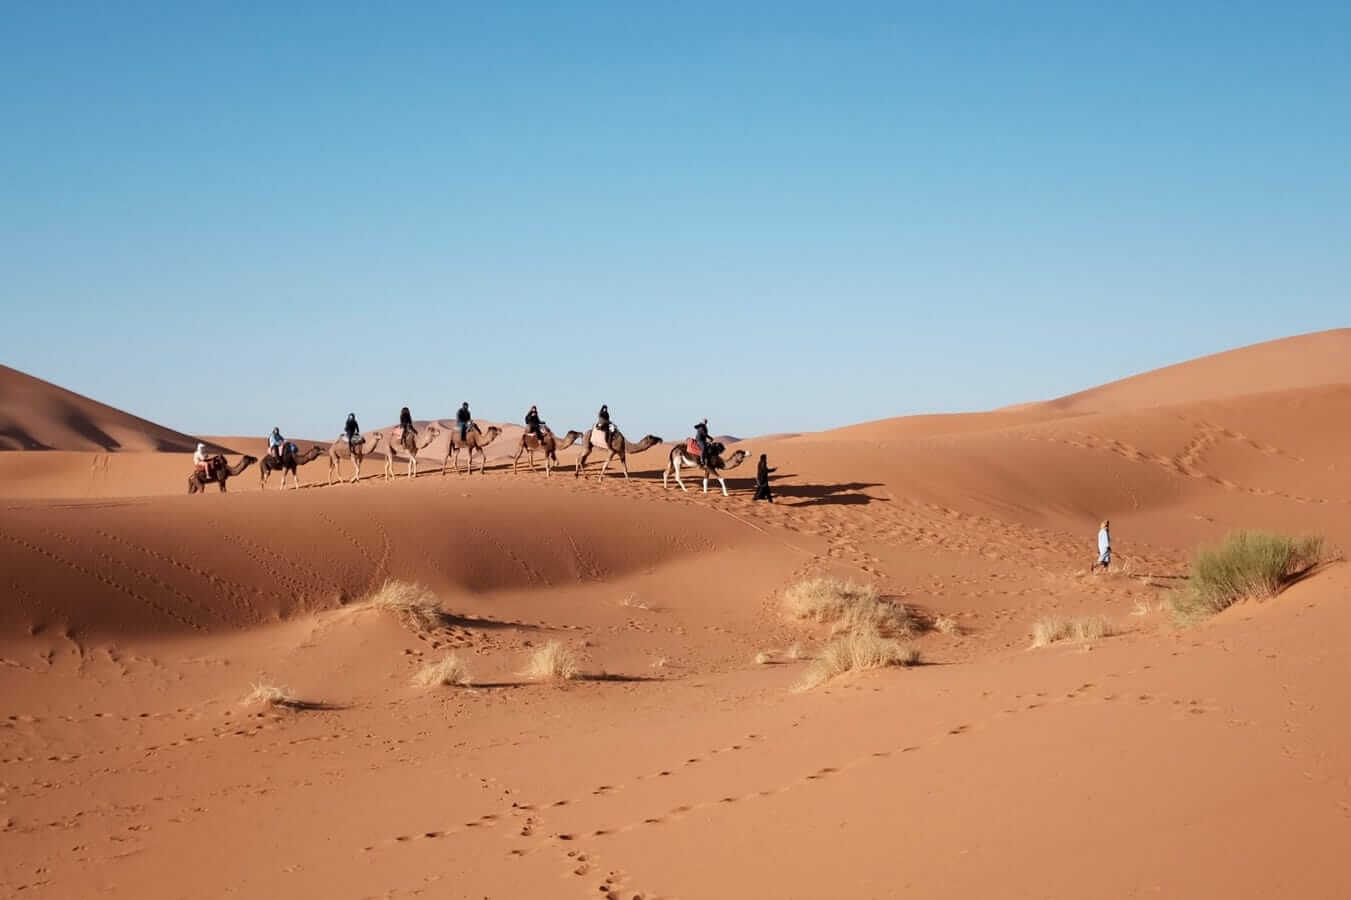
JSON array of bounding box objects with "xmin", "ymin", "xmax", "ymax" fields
[
  {"xmin": 596, "ymin": 404, "xmax": 612, "ymax": 435},
  {"xmin": 268, "ymin": 427, "xmax": 285, "ymax": 460},
  {"xmin": 693, "ymin": 419, "xmax": 711, "ymax": 468},
  {"xmin": 524, "ymin": 405, "xmax": 542, "ymax": 438},
  {"xmin": 193, "ymin": 442, "xmax": 212, "ymax": 478},
  {"xmin": 399, "ymin": 407, "xmax": 416, "ymax": 444},
  {"xmin": 456, "ymin": 403, "xmax": 471, "ymax": 441},
  {"xmin": 345, "ymin": 413, "xmax": 360, "ymax": 453}
]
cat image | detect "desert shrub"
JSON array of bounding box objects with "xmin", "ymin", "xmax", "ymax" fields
[
  {"xmin": 1171, "ymin": 531, "xmax": 1323, "ymax": 620},
  {"xmin": 783, "ymin": 577, "xmax": 912, "ymax": 634},
  {"xmin": 242, "ymin": 682, "xmax": 300, "ymax": 708},
  {"xmin": 413, "ymin": 654, "xmax": 472, "ymax": 688},
  {"xmin": 933, "ymin": 615, "xmax": 959, "ymax": 635},
  {"xmin": 1030, "ymin": 615, "xmax": 1113, "ymax": 648},
  {"xmin": 794, "ymin": 631, "xmax": 920, "ymax": 692},
  {"xmin": 366, "ymin": 579, "xmax": 443, "ymax": 631},
  {"xmin": 521, "ymin": 641, "xmax": 580, "ymax": 682}
]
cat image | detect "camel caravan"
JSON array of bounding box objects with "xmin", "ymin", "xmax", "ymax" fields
[{"xmin": 189, "ymin": 405, "xmax": 754, "ymax": 498}]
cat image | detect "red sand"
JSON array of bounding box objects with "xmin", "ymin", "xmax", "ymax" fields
[{"xmin": 3, "ymin": 330, "xmax": 1351, "ymax": 898}]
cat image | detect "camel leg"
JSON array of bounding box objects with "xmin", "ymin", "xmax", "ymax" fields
[
  {"xmin": 575, "ymin": 448, "xmax": 589, "ymax": 478},
  {"xmin": 621, "ymin": 453, "xmax": 630, "ymax": 479},
  {"xmin": 717, "ymin": 474, "xmax": 728, "ymax": 497},
  {"xmin": 672, "ymin": 457, "xmax": 689, "ymax": 493},
  {"xmin": 599, "ymin": 451, "xmax": 613, "ymax": 479},
  {"xmin": 351, "ymin": 457, "xmax": 361, "ymax": 484},
  {"xmin": 702, "ymin": 476, "xmax": 709, "ymax": 493}
]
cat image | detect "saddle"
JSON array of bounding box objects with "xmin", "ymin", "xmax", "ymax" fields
[
  {"xmin": 685, "ymin": 439, "xmax": 702, "ymax": 457},
  {"xmin": 592, "ymin": 428, "xmax": 612, "ymax": 447},
  {"xmin": 342, "ymin": 432, "xmax": 364, "ymax": 447}
]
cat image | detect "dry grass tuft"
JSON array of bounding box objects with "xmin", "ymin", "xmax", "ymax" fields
[
  {"xmin": 754, "ymin": 651, "xmax": 775, "ymax": 665},
  {"xmin": 783, "ymin": 577, "xmax": 911, "ymax": 635},
  {"xmin": 365, "ymin": 579, "xmax": 444, "ymax": 631},
  {"xmin": 619, "ymin": 593, "xmax": 651, "ymax": 611},
  {"xmin": 933, "ymin": 615, "xmax": 959, "ymax": 635},
  {"xmin": 1030, "ymin": 615, "xmax": 1114, "ymax": 648},
  {"xmin": 521, "ymin": 641, "xmax": 580, "ymax": 682},
  {"xmin": 412, "ymin": 653, "xmax": 472, "ymax": 688},
  {"xmin": 242, "ymin": 682, "xmax": 300, "ymax": 708},
  {"xmin": 794, "ymin": 631, "xmax": 921, "ymax": 692},
  {"xmin": 1171, "ymin": 531, "xmax": 1324, "ymax": 621}
]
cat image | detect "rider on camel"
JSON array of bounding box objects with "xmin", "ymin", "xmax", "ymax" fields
[
  {"xmin": 268, "ymin": 427, "xmax": 285, "ymax": 460},
  {"xmin": 399, "ymin": 407, "xmax": 416, "ymax": 444},
  {"xmin": 693, "ymin": 419, "xmax": 711, "ymax": 468},
  {"xmin": 596, "ymin": 404, "xmax": 612, "ymax": 435},
  {"xmin": 524, "ymin": 405, "xmax": 542, "ymax": 437},
  {"xmin": 456, "ymin": 403, "xmax": 471, "ymax": 441},
  {"xmin": 194, "ymin": 442, "xmax": 212, "ymax": 477},
  {"xmin": 345, "ymin": 413, "xmax": 360, "ymax": 453}
]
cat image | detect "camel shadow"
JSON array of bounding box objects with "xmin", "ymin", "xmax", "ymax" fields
[{"xmin": 777, "ymin": 481, "xmax": 889, "ymax": 507}]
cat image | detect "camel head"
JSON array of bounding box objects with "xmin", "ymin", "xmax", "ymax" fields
[{"xmin": 718, "ymin": 448, "xmax": 749, "ymax": 470}]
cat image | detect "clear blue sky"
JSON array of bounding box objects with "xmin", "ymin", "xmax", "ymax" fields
[{"xmin": 3, "ymin": 3, "xmax": 1348, "ymax": 440}]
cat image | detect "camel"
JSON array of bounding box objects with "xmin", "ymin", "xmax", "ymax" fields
[
  {"xmin": 327, "ymin": 432, "xmax": 383, "ymax": 485},
  {"xmin": 383, "ymin": 425, "xmax": 441, "ymax": 481},
  {"xmin": 259, "ymin": 444, "xmax": 325, "ymax": 490},
  {"xmin": 574, "ymin": 426, "xmax": 663, "ymax": 479},
  {"xmin": 663, "ymin": 440, "xmax": 748, "ymax": 496},
  {"xmin": 512, "ymin": 426, "xmax": 582, "ymax": 476},
  {"xmin": 187, "ymin": 454, "xmax": 256, "ymax": 494},
  {"xmin": 441, "ymin": 423, "xmax": 503, "ymax": 476}
]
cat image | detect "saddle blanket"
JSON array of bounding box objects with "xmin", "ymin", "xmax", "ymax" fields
[
  {"xmin": 685, "ymin": 439, "xmax": 702, "ymax": 457},
  {"xmin": 592, "ymin": 428, "xmax": 611, "ymax": 447}
]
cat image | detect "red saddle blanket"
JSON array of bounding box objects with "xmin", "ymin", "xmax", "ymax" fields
[{"xmin": 686, "ymin": 439, "xmax": 702, "ymax": 457}]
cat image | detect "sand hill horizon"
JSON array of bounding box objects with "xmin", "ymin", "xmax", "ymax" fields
[
  {"xmin": 3, "ymin": 327, "xmax": 1350, "ymax": 898},
  {"xmin": 4, "ymin": 328, "xmax": 1350, "ymax": 460}
]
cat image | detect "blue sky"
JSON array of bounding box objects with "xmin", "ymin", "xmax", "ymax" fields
[{"xmin": 3, "ymin": 3, "xmax": 1348, "ymax": 440}]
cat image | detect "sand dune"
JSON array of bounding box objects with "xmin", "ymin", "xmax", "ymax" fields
[
  {"xmin": 0, "ymin": 365, "xmax": 225, "ymax": 453},
  {"xmin": 4, "ymin": 331, "xmax": 1351, "ymax": 898}
]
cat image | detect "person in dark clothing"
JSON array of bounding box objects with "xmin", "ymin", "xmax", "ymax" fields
[
  {"xmin": 399, "ymin": 406, "xmax": 416, "ymax": 444},
  {"xmin": 693, "ymin": 419, "xmax": 711, "ymax": 467},
  {"xmin": 344, "ymin": 413, "xmax": 360, "ymax": 452},
  {"xmin": 595, "ymin": 404, "xmax": 612, "ymax": 433},
  {"xmin": 524, "ymin": 405, "xmax": 542, "ymax": 437},
  {"xmin": 753, "ymin": 454, "xmax": 776, "ymax": 502},
  {"xmin": 456, "ymin": 403, "xmax": 471, "ymax": 440}
]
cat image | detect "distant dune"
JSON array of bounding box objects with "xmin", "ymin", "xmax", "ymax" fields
[
  {"xmin": 0, "ymin": 365, "xmax": 226, "ymax": 453},
  {"xmin": 1042, "ymin": 328, "xmax": 1351, "ymax": 414}
]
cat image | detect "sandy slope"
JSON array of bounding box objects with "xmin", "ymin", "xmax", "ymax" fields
[
  {"xmin": 0, "ymin": 365, "xmax": 226, "ymax": 453},
  {"xmin": 4, "ymin": 331, "xmax": 1351, "ymax": 898}
]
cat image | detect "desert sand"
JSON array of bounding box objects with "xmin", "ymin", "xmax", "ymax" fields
[{"xmin": 3, "ymin": 329, "xmax": 1351, "ymax": 898}]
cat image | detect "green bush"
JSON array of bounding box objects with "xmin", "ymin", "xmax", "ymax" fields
[{"xmin": 1172, "ymin": 531, "xmax": 1323, "ymax": 620}]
